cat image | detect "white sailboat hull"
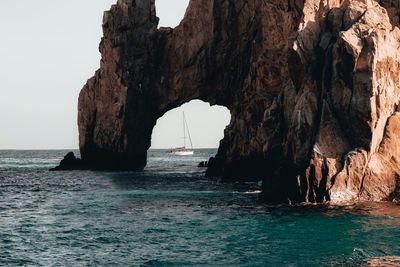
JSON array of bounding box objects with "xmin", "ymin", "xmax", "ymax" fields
[
  {"xmin": 171, "ymin": 150, "xmax": 194, "ymax": 156},
  {"xmin": 170, "ymin": 112, "xmax": 194, "ymax": 156}
]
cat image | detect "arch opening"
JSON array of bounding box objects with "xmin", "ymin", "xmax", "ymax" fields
[
  {"xmin": 149, "ymin": 100, "xmax": 231, "ymax": 167},
  {"xmin": 156, "ymin": 0, "xmax": 190, "ymax": 28}
]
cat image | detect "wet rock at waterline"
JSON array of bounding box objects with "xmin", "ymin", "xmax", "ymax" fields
[
  {"xmin": 198, "ymin": 161, "xmax": 209, "ymax": 168},
  {"xmin": 76, "ymin": 0, "xmax": 400, "ymax": 203},
  {"xmin": 50, "ymin": 152, "xmax": 86, "ymax": 171}
]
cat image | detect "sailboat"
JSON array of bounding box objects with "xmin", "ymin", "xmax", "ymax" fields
[{"xmin": 171, "ymin": 112, "xmax": 194, "ymax": 156}]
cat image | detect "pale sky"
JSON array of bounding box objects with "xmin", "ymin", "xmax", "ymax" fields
[{"xmin": 0, "ymin": 0, "xmax": 231, "ymax": 149}]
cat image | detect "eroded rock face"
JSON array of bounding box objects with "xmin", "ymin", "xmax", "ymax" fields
[{"xmin": 78, "ymin": 0, "xmax": 400, "ymax": 203}]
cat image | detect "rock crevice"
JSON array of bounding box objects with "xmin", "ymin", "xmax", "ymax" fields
[{"xmin": 78, "ymin": 0, "xmax": 400, "ymax": 203}]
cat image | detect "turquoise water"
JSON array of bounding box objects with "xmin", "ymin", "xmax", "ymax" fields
[{"xmin": 0, "ymin": 150, "xmax": 399, "ymax": 266}]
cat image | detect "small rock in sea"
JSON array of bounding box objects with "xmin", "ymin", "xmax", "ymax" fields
[
  {"xmin": 50, "ymin": 152, "xmax": 84, "ymax": 171},
  {"xmin": 198, "ymin": 161, "xmax": 208, "ymax": 168}
]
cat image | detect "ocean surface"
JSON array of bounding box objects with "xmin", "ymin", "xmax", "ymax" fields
[{"xmin": 0, "ymin": 149, "xmax": 399, "ymax": 266}]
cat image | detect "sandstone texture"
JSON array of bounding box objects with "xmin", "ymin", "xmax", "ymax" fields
[{"xmin": 78, "ymin": 0, "xmax": 400, "ymax": 203}]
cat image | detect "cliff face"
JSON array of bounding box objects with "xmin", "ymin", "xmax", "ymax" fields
[{"xmin": 78, "ymin": 0, "xmax": 400, "ymax": 203}]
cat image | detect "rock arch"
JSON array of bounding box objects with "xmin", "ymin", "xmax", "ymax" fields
[
  {"xmin": 78, "ymin": 0, "xmax": 272, "ymax": 171},
  {"xmin": 78, "ymin": 0, "xmax": 400, "ymax": 203}
]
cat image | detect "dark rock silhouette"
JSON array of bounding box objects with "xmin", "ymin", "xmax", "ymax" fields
[
  {"xmin": 198, "ymin": 161, "xmax": 209, "ymax": 168},
  {"xmin": 50, "ymin": 152, "xmax": 85, "ymax": 171},
  {"xmin": 76, "ymin": 0, "xmax": 400, "ymax": 203}
]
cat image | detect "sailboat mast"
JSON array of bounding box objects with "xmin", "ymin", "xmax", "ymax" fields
[
  {"xmin": 183, "ymin": 111, "xmax": 186, "ymax": 148},
  {"xmin": 184, "ymin": 113, "xmax": 194, "ymax": 150}
]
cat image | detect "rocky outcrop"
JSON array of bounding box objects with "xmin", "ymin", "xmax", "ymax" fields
[
  {"xmin": 50, "ymin": 152, "xmax": 85, "ymax": 171},
  {"xmin": 78, "ymin": 0, "xmax": 400, "ymax": 203},
  {"xmin": 198, "ymin": 161, "xmax": 209, "ymax": 168}
]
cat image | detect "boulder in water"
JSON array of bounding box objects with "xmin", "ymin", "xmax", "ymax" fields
[
  {"xmin": 50, "ymin": 152, "xmax": 85, "ymax": 171},
  {"xmin": 198, "ymin": 161, "xmax": 208, "ymax": 168}
]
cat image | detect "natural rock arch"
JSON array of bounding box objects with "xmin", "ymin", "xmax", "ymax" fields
[
  {"xmin": 78, "ymin": 0, "xmax": 400, "ymax": 203},
  {"xmin": 78, "ymin": 0, "xmax": 259, "ymax": 171}
]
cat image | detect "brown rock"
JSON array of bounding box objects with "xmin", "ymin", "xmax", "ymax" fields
[{"xmin": 78, "ymin": 0, "xmax": 400, "ymax": 203}]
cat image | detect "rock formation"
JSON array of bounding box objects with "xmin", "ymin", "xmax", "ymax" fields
[
  {"xmin": 77, "ymin": 0, "xmax": 400, "ymax": 203},
  {"xmin": 50, "ymin": 152, "xmax": 85, "ymax": 171}
]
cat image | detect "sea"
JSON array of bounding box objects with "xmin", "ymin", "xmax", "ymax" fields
[{"xmin": 0, "ymin": 149, "xmax": 399, "ymax": 266}]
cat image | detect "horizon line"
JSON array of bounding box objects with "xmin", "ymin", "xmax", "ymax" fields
[{"xmin": 0, "ymin": 147, "xmax": 219, "ymax": 151}]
